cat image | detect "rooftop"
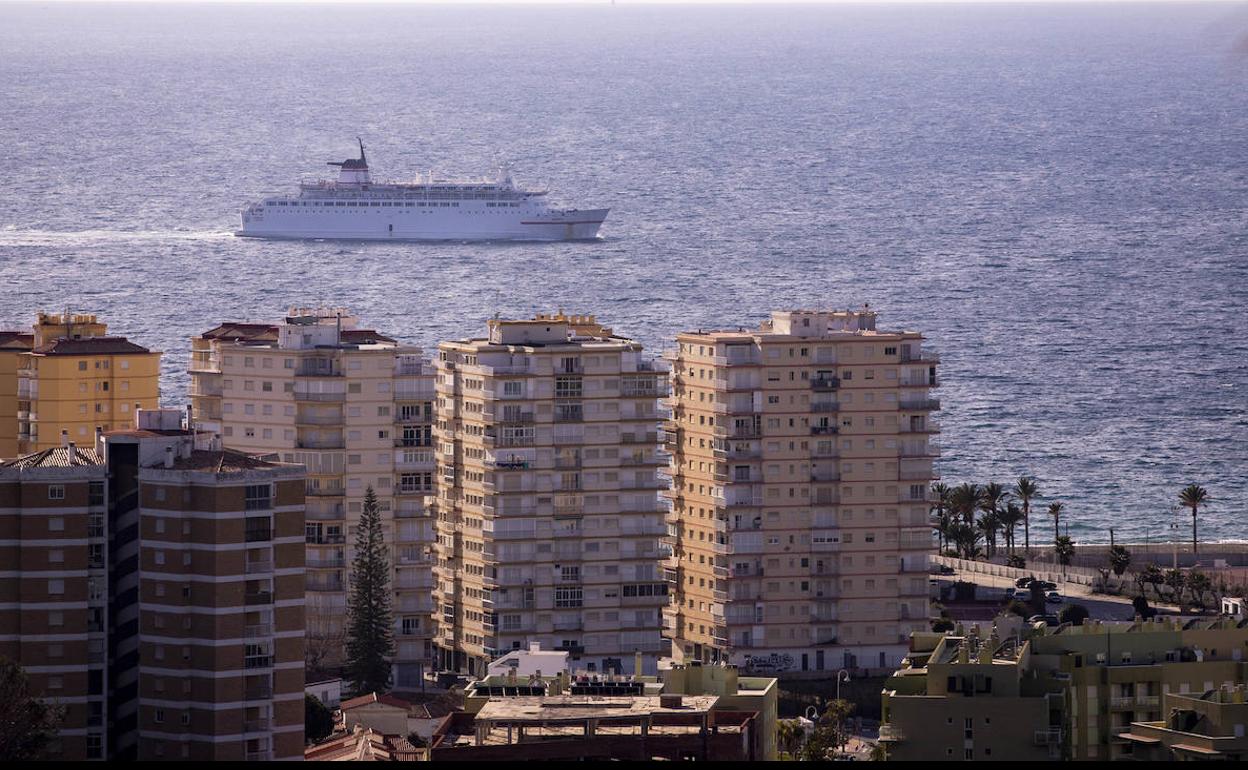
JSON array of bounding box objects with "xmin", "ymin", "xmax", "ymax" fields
[
  {"xmin": 340, "ymin": 692, "xmax": 415, "ymax": 712},
  {"xmin": 31, "ymin": 336, "xmax": 155, "ymax": 356},
  {"xmin": 474, "ymin": 694, "xmax": 719, "ymax": 723},
  {"xmin": 1, "ymin": 445, "xmax": 103, "ymax": 469}
]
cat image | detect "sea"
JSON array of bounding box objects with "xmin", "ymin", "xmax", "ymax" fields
[{"xmin": 0, "ymin": 1, "xmax": 1245, "ymax": 543}]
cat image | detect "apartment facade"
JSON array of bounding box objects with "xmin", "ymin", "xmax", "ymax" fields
[
  {"xmin": 431, "ymin": 313, "xmax": 668, "ymax": 676},
  {"xmin": 0, "ymin": 330, "xmax": 34, "ymax": 458},
  {"xmin": 662, "ymin": 309, "xmax": 938, "ymax": 674},
  {"xmin": 881, "ymin": 617, "xmax": 1248, "ymax": 761},
  {"xmin": 1122, "ymin": 686, "xmax": 1248, "ymax": 761},
  {"xmin": 0, "ymin": 408, "xmax": 306, "ymax": 760},
  {"xmin": 15, "ymin": 313, "xmax": 161, "ymax": 454},
  {"xmin": 187, "ymin": 308, "xmax": 436, "ymax": 686}
]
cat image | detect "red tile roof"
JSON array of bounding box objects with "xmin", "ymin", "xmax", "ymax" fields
[
  {"xmin": 33, "ymin": 336, "xmax": 154, "ymax": 356},
  {"xmin": 1, "ymin": 445, "xmax": 104, "ymax": 469},
  {"xmin": 340, "ymin": 692, "xmax": 413, "ymax": 712}
]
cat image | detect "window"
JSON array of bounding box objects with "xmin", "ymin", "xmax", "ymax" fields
[
  {"xmin": 244, "ymin": 484, "xmax": 272, "ymax": 511},
  {"xmin": 48, "ymin": 485, "xmax": 65, "ymax": 500}
]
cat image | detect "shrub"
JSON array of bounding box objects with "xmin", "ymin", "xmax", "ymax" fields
[{"xmin": 1058, "ymin": 604, "xmax": 1090, "ymax": 626}]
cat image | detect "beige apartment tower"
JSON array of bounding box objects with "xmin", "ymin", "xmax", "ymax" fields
[
  {"xmin": 187, "ymin": 309, "xmax": 436, "ymax": 688},
  {"xmin": 431, "ymin": 313, "xmax": 668, "ymax": 676},
  {"xmin": 662, "ymin": 309, "xmax": 938, "ymax": 674}
]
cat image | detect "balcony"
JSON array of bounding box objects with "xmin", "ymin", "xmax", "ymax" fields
[
  {"xmin": 878, "ymin": 725, "xmax": 904, "ymax": 743},
  {"xmin": 244, "ymin": 591, "xmax": 273, "ymax": 605},
  {"xmin": 244, "ymin": 560, "xmax": 273, "ymax": 574},
  {"xmin": 811, "ymin": 401, "xmax": 840, "ymax": 413},
  {"xmin": 811, "ymin": 425, "xmax": 839, "ymax": 436},
  {"xmin": 307, "ymin": 555, "xmax": 345, "ymax": 569},
  {"xmin": 1033, "ymin": 729, "xmax": 1062, "ymax": 746},
  {"xmin": 899, "ymin": 398, "xmax": 940, "ymax": 411},
  {"xmin": 294, "ymin": 390, "xmax": 346, "ymax": 403},
  {"xmin": 811, "ymin": 376, "xmax": 841, "ymax": 391},
  {"xmin": 244, "ymin": 624, "xmax": 273, "ymax": 638},
  {"xmin": 243, "ymin": 718, "xmax": 271, "ymax": 733}
]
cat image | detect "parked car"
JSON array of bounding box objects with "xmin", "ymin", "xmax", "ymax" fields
[
  {"xmin": 938, "ymin": 565, "xmax": 955, "ymax": 575},
  {"xmin": 1028, "ymin": 614, "xmax": 1060, "ymax": 626},
  {"xmin": 1046, "ymin": 591, "xmax": 1063, "ymax": 604},
  {"xmin": 1015, "ymin": 576, "xmax": 1035, "ymax": 589},
  {"xmin": 1035, "ymin": 580, "xmax": 1058, "ymax": 592}
]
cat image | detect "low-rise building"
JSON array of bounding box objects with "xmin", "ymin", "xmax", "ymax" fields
[
  {"xmin": 1121, "ymin": 685, "xmax": 1248, "ymax": 761},
  {"xmin": 880, "ymin": 616, "xmax": 1248, "ymax": 761},
  {"xmin": 428, "ymin": 647, "xmax": 778, "ymax": 761}
]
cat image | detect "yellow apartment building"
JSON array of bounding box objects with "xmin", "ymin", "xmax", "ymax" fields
[
  {"xmin": 15, "ymin": 313, "xmax": 161, "ymax": 454},
  {"xmin": 662, "ymin": 309, "xmax": 938, "ymax": 675},
  {"xmin": 0, "ymin": 331, "xmax": 34, "ymax": 458},
  {"xmin": 430, "ymin": 313, "xmax": 669, "ymax": 676}
]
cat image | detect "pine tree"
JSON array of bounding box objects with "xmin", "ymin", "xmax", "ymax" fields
[{"xmin": 345, "ymin": 486, "xmax": 394, "ymax": 695}]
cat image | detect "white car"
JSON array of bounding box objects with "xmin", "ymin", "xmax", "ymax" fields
[{"xmin": 1046, "ymin": 591, "xmax": 1063, "ymax": 604}]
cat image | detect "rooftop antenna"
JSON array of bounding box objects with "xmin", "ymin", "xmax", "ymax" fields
[{"xmin": 357, "ymin": 136, "xmax": 366, "ymax": 165}]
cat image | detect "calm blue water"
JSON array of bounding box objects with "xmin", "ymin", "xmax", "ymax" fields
[{"xmin": 0, "ymin": 2, "xmax": 1245, "ymax": 542}]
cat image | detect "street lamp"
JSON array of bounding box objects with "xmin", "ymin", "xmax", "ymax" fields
[{"xmin": 836, "ymin": 668, "xmax": 851, "ymax": 701}]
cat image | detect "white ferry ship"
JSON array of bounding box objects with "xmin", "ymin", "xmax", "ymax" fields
[{"xmin": 236, "ymin": 140, "xmax": 608, "ymax": 242}]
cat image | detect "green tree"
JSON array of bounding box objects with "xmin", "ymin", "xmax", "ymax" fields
[
  {"xmin": 1013, "ymin": 476, "xmax": 1040, "ymax": 557},
  {"xmin": 1058, "ymin": 603, "xmax": 1090, "ymax": 626},
  {"xmin": 1132, "ymin": 594, "xmax": 1156, "ymax": 620},
  {"xmin": 1164, "ymin": 569, "xmax": 1186, "ymax": 606},
  {"xmin": 1138, "ymin": 563, "xmax": 1165, "ymax": 601},
  {"xmin": 1055, "ymin": 535, "xmax": 1075, "ymax": 573},
  {"xmin": 0, "ymin": 657, "xmax": 62, "ymax": 760},
  {"xmin": 1108, "ymin": 545, "xmax": 1132, "ymax": 577},
  {"xmin": 800, "ymin": 700, "xmax": 856, "ymax": 761},
  {"xmin": 305, "ymin": 694, "xmax": 335, "ymax": 744},
  {"xmin": 776, "ymin": 719, "xmax": 804, "ymax": 759},
  {"xmin": 1186, "ymin": 570, "xmax": 1212, "ymax": 610},
  {"xmin": 1178, "ymin": 484, "xmax": 1210, "ymax": 556},
  {"xmin": 345, "ymin": 486, "xmax": 395, "ymax": 696}
]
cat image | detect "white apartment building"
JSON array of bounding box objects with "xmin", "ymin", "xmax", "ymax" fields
[{"xmin": 430, "ymin": 313, "xmax": 669, "ymax": 677}]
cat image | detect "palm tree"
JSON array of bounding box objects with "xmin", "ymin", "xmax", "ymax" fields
[
  {"xmin": 980, "ymin": 483, "xmax": 1007, "ymax": 559},
  {"xmin": 1178, "ymin": 484, "xmax": 1210, "ymax": 556},
  {"xmin": 1108, "ymin": 544, "xmax": 1131, "ymax": 577},
  {"xmin": 998, "ymin": 503, "xmax": 1025, "ymax": 555},
  {"xmin": 950, "ymin": 483, "xmax": 983, "ymax": 526},
  {"xmin": 1047, "ymin": 501, "xmax": 1064, "ymax": 545},
  {"xmin": 976, "ymin": 511, "xmax": 1001, "ymax": 559},
  {"xmin": 1013, "ymin": 476, "xmax": 1039, "ymax": 557}
]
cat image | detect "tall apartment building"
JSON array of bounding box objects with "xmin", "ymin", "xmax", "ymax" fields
[
  {"xmin": 0, "ymin": 409, "xmax": 306, "ymax": 761},
  {"xmin": 431, "ymin": 313, "xmax": 668, "ymax": 676},
  {"xmin": 14, "ymin": 313, "xmax": 161, "ymax": 454},
  {"xmin": 662, "ymin": 309, "xmax": 938, "ymax": 674},
  {"xmin": 187, "ymin": 308, "xmax": 437, "ymax": 687},
  {"xmin": 881, "ymin": 617, "xmax": 1248, "ymax": 761},
  {"xmin": 0, "ymin": 330, "xmax": 34, "ymax": 458}
]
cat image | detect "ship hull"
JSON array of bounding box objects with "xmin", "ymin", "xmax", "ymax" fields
[{"xmin": 236, "ymin": 205, "xmax": 608, "ymax": 242}]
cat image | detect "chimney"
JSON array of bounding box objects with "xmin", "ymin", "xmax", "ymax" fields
[
  {"xmin": 634, "ymin": 649, "xmax": 644, "ymax": 678},
  {"xmin": 164, "ymin": 445, "xmax": 174, "ymax": 469},
  {"xmin": 185, "ymin": 403, "xmax": 193, "ymax": 430},
  {"xmin": 95, "ymin": 425, "xmax": 104, "ymax": 453},
  {"xmin": 60, "ymin": 430, "xmax": 69, "ymax": 448}
]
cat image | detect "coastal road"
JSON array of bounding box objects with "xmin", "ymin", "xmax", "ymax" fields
[{"xmin": 933, "ymin": 571, "xmax": 1180, "ymax": 620}]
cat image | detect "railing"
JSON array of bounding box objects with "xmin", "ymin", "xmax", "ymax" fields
[
  {"xmin": 244, "ymin": 528, "xmax": 273, "ymax": 543},
  {"xmin": 1033, "ymin": 729, "xmax": 1062, "ymax": 746},
  {"xmin": 244, "ymin": 560, "xmax": 273, "ymax": 574},
  {"xmin": 244, "ymin": 624, "xmax": 273, "ymax": 638},
  {"xmin": 244, "ymin": 591, "xmax": 273, "ymax": 605},
  {"xmin": 878, "ymin": 725, "xmax": 904, "ymax": 742},
  {"xmin": 899, "ymin": 398, "xmax": 940, "ymax": 411},
  {"xmin": 244, "ymin": 719, "xmax": 270, "ymax": 733},
  {"xmin": 811, "ymin": 377, "xmax": 841, "ymax": 390}
]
